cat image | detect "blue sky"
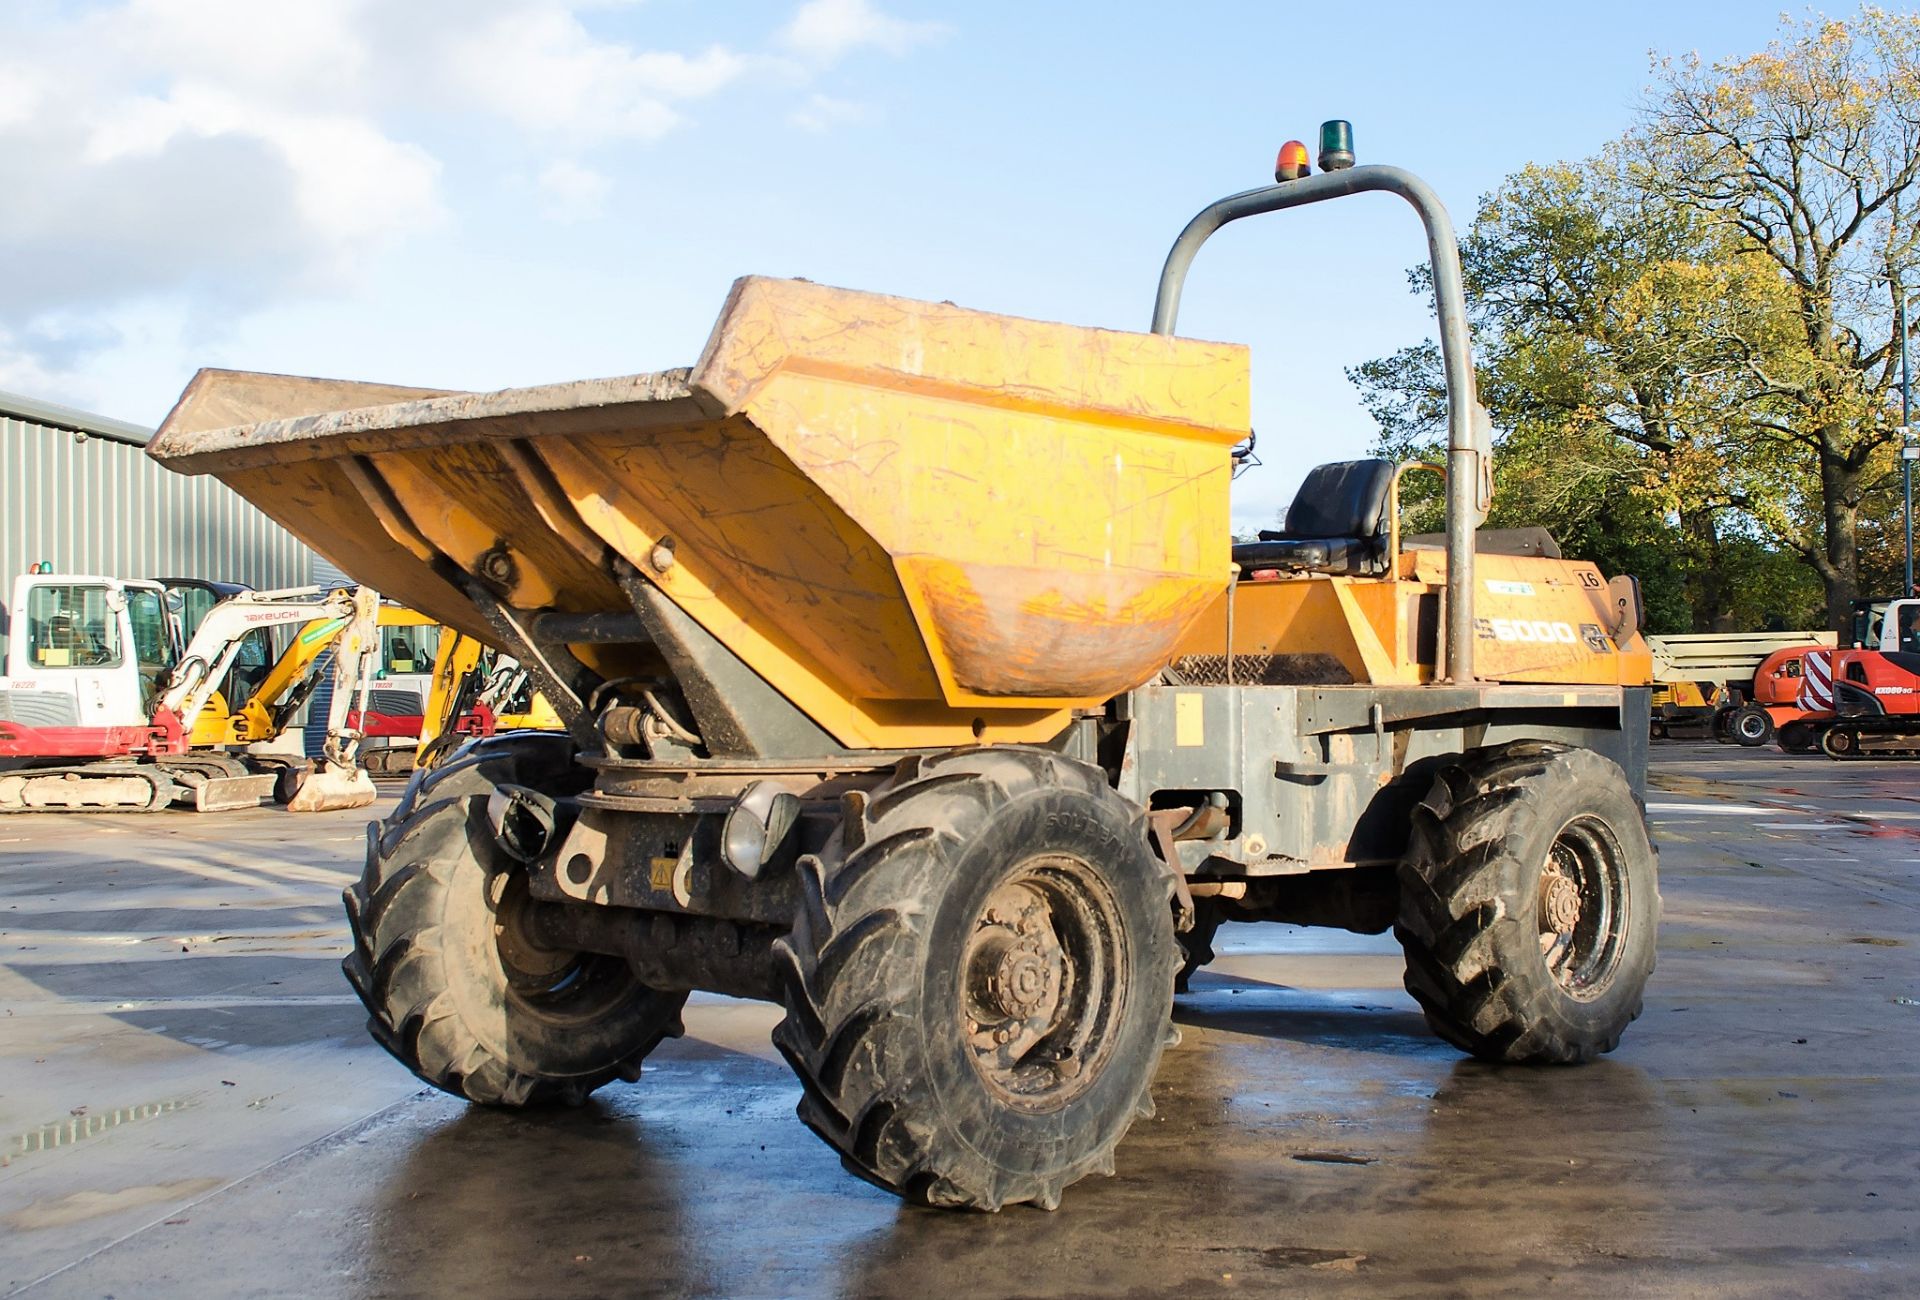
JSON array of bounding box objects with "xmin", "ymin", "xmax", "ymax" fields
[{"xmin": 0, "ymin": 1, "xmax": 1813, "ymax": 530}]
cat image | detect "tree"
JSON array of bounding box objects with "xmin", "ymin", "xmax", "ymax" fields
[
  {"xmin": 1352, "ymin": 9, "xmax": 1920, "ymax": 632},
  {"xmin": 1647, "ymin": 8, "xmax": 1920, "ymax": 625},
  {"xmin": 1350, "ymin": 152, "xmax": 1814, "ymax": 632}
]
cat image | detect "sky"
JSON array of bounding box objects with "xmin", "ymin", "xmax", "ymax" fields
[{"xmin": 0, "ymin": 0, "xmax": 1823, "ymax": 532}]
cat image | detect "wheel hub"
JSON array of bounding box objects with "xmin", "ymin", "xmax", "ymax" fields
[
  {"xmin": 1540, "ymin": 867, "xmax": 1581, "ymax": 935},
  {"xmin": 957, "ymin": 859, "xmax": 1123, "ymax": 1111},
  {"xmin": 964, "ymin": 887, "xmax": 1067, "ymax": 1051},
  {"xmin": 491, "ymin": 871, "xmax": 579, "ymax": 987},
  {"xmin": 1537, "ymin": 818, "xmax": 1629, "ymax": 1000},
  {"xmin": 974, "ymin": 927, "xmax": 1063, "ymax": 1023}
]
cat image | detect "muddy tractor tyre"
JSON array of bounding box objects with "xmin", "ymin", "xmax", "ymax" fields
[
  {"xmin": 772, "ymin": 747, "xmax": 1179, "ymax": 1211},
  {"xmin": 1395, "ymin": 742, "xmax": 1659, "ymax": 1065},
  {"xmin": 1730, "ymin": 704, "xmax": 1774, "ymax": 747},
  {"xmin": 342, "ymin": 735, "xmax": 687, "ymax": 1106}
]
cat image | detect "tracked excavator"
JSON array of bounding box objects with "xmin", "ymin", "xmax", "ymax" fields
[
  {"xmin": 414, "ymin": 629, "xmax": 563, "ymax": 771},
  {"xmin": 0, "ymin": 574, "xmax": 381, "ymax": 811},
  {"xmin": 1790, "ymin": 605, "xmax": 1920, "ymax": 758}
]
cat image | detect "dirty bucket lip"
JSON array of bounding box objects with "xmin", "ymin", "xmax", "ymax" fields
[{"xmin": 148, "ymin": 368, "xmax": 703, "ymax": 474}]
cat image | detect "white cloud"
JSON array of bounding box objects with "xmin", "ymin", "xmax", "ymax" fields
[
  {"xmin": 790, "ymin": 93, "xmax": 869, "ymax": 133},
  {"xmin": 538, "ymin": 160, "xmax": 613, "ymax": 221},
  {"xmin": 0, "ymin": 50, "xmax": 440, "ymax": 322},
  {"xmin": 107, "ymin": 0, "xmax": 373, "ymax": 105},
  {"xmin": 83, "ymin": 82, "xmax": 442, "ymax": 257},
  {"xmin": 440, "ymin": 9, "xmax": 747, "ymax": 142},
  {"xmin": 0, "ymin": 331, "xmax": 70, "ymax": 402},
  {"xmin": 0, "ymin": 1, "xmax": 751, "ymax": 375},
  {"xmin": 0, "ymin": 0, "xmax": 948, "ymax": 408},
  {"xmin": 780, "ymin": 0, "xmax": 948, "ymax": 65}
]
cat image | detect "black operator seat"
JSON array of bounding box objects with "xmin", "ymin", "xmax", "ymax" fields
[{"xmin": 1231, "ymin": 458, "xmax": 1395, "ymax": 577}]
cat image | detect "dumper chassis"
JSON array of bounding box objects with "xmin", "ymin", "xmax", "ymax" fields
[{"xmin": 151, "ymin": 154, "xmax": 1659, "ymax": 1211}]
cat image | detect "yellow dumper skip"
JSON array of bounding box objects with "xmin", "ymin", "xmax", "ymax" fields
[{"xmin": 149, "ymin": 278, "xmax": 1251, "ymax": 750}]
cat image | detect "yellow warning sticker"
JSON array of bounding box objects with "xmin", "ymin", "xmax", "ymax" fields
[
  {"xmin": 650, "ymin": 857, "xmax": 677, "ymax": 890},
  {"xmin": 1176, "ymin": 693, "xmax": 1204, "ymax": 747}
]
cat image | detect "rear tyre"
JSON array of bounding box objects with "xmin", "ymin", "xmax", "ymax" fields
[
  {"xmin": 1395, "ymin": 742, "xmax": 1659, "ymax": 1064},
  {"xmin": 342, "ymin": 736, "xmax": 686, "ymax": 1106},
  {"xmin": 1710, "ymin": 709, "xmax": 1736, "ymax": 743},
  {"xmin": 772, "ymin": 747, "xmax": 1178, "ymax": 1211},
  {"xmin": 1731, "ymin": 704, "xmax": 1774, "ymax": 747}
]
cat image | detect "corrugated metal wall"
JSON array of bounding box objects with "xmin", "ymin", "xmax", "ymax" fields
[{"xmin": 2, "ymin": 412, "xmax": 316, "ymax": 648}]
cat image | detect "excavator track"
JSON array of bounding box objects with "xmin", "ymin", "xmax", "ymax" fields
[
  {"xmin": 0, "ymin": 764, "xmax": 177, "ymax": 812},
  {"xmin": 1819, "ymin": 721, "xmax": 1920, "ymax": 760},
  {"xmin": 0, "ymin": 755, "xmax": 284, "ymax": 812},
  {"xmin": 154, "ymin": 754, "xmax": 280, "ymax": 811}
]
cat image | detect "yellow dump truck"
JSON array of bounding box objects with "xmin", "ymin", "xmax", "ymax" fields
[{"xmin": 149, "ymin": 138, "xmax": 1657, "ymax": 1212}]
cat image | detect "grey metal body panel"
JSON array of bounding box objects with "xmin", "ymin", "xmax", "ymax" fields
[
  {"xmin": 1117, "ymin": 682, "xmax": 1648, "ymax": 877},
  {"xmin": 534, "ymin": 680, "xmax": 1649, "ymax": 933},
  {"xmin": 0, "ymin": 688, "xmax": 83, "ymax": 727}
]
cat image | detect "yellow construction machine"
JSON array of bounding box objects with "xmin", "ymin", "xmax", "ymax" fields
[
  {"xmin": 149, "ymin": 124, "xmax": 1656, "ymax": 1211},
  {"xmin": 413, "ymin": 628, "xmax": 563, "ymax": 770}
]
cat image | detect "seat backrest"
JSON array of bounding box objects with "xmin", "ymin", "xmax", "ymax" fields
[{"xmin": 1281, "ymin": 459, "xmax": 1394, "ymax": 539}]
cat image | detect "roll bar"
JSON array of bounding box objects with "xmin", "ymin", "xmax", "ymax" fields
[{"xmin": 1151, "ymin": 164, "xmax": 1490, "ymax": 683}]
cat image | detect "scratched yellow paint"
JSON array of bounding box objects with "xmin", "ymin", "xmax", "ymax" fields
[
  {"xmin": 537, "ymin": 279, "xmax": 1248, "ymax": 746},
  {"xmin": 1179, "ymin": 545, "xmax": 1653, "ymax": 687},
  {"xmin": 706, "ymin": 279, "xmax": 1249, "ymax": 719},
  {"xmin": 145, "ymin": 277, "xmax": 1640, "ymax": 751},
  {"xmin": 158, "ymin": 279, "xmax": 1250, "ymax": 749}
]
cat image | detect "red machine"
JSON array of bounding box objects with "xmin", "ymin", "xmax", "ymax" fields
[
  {"xmin": 1791, "ymin": 646, "xmax": 1920, "ymax": 758},
  {"xmin": 1718, "ymin": 646, "xmax": 1828, "ymax": 750},
  {"xmin": 1721, "ymin": 597, "xmax": 1920, "ymax": 755}
]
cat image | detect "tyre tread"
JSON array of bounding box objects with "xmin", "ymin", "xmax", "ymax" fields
[
  {"xmin": 341, "ymin": 736, "xmax": 682, "ymax": 1108},
  {"xmin": 772, "ymin": 747, "xmax": 1176, "ymax": 1211},
  {"xmin": 1395, "ymin": 741, "xmax": 1656, "ymax": 1065}
]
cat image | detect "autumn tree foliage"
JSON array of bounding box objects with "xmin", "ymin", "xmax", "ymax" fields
[{"xmin": 1352, "ymin": 8, "xmax": 1920, "ymax": 632}]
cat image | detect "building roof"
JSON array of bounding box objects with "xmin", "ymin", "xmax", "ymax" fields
[{"xmin": 0, "ymin": 388, "xmax": 153, "ymax": 448}]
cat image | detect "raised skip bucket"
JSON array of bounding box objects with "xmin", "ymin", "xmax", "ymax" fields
[{"xmin": 149, "ymin": 278, "xmax": 1250, "ymax": 749}]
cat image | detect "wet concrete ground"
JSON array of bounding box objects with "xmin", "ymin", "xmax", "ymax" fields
[{"xmin": 1, "ymin": 744, "xmax": 1915, "ymax": 1298}]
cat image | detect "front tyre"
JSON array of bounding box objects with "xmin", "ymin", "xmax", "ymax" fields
[
  {"xmin": 772, "ymin": 747, "xmax": 1178, "ymax": 1211},
  {"xmin": 1731, "ymin": 704, "xmax": 1774, "ymax": 747},
  {"xmin": 342, "ymin": 738, "xmax": 687, "ymax": 1106},
  {"xmin": 1395, "ymin": 742, "xmax": 1659, "ymax": 1064}
]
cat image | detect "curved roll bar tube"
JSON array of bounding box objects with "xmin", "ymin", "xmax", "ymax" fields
[{"xmin": 1150, "ymin": 165, "xmax": 1489, "ymax": 683}]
